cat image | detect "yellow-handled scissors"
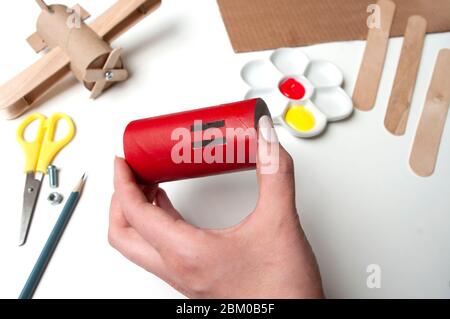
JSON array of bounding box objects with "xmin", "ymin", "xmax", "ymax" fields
[{"xmin": 17, "ymin": 113, "xmax": 75, "ymax": 246}]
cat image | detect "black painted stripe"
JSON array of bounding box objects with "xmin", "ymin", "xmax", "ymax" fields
[
  {"xmin": 192, "ymin": 137, "xmax": 227, "ymax": 149},
  {"xmin": 191, "ymin": 120, "xmax": 225, "ymax": 132}
]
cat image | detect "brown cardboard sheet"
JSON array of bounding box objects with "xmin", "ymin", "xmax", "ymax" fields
[{"xmin": 217, "ymin": 0, "xmax": 450, "ymax": 52}]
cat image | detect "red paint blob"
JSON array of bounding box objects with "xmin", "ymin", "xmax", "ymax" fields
[{"xmin": 279, "ymin": 78, "xmax": 306, "ymax": 100}]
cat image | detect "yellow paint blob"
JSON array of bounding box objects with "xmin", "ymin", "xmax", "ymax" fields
[{"xmin": 284, "ymin": 105, "xmax": 316, "ymax": 132}]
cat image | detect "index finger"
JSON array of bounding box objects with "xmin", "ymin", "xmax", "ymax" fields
[{"xmin": 114, "ymin": 157, "xmax": 197, "ymax": 251}]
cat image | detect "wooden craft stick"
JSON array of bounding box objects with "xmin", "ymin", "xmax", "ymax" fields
[
  {"xmin": 353, "ymin": 0, "xmax": 396, "ymax": 111},
  {"xmin": 385, "ymin": 16, "xmax": 427, "ymax": 135},
  {"xmin": 72, "ymin": 4, "xmax": 91, "ymax": 21},
  {"xmin": 410, "ymin": 49, "xmax": 450, "ymax": 177},
  {"xmin": 35, "ymin": 0, "xmax": 51, "ymax": 12},
  {"xmin": 90, "ymin": 0, "xmax": 162, "ymax": 43},
  {"xmin": 83, "ymin": 69, "xmax": 128, "ymax": 83},
  {"xmin": 0, "ymin": 48, "xmax": 70, "ymax": 119}
]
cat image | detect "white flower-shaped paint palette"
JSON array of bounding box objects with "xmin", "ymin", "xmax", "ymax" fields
[{"xmin": 242, "ymin": 48, "xmax": 353, "ymax": 138}]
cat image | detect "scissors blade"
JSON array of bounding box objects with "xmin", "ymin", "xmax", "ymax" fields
[{"xmin": 19, "ymin": 172, "xmax": 43, "ymax": 246}]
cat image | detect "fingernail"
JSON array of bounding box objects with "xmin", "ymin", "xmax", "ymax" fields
[{"xmin": 258, "ymin": 115, "xmax": 279, "ymax": 144}]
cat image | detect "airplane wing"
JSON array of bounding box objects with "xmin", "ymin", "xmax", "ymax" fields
[
  {"xmin": 91, "ymin": 0, "xmax": 161, "ymax": 43},
  {"xmin": 0, "ymin": 48, "xmax": 70, "ymax": 120}
]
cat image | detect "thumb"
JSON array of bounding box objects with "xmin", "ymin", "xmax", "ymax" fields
[{"xmin": 256, "ymin": 116, "xmax": 296, "ymax": 208}]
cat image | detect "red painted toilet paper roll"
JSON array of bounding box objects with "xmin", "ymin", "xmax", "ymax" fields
[{"xmin": 124, "ymin": 99, "xmax": 271, "ymax": 184}]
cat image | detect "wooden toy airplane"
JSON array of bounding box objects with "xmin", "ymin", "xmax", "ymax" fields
[{"xmin": 0, "ymin": 0, "xmax": 161, "ymax": 120}]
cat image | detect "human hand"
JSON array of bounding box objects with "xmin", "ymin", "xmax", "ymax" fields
[{"xmin": 109, "ymin": 116, "xmax": 324, "ymax": 298}]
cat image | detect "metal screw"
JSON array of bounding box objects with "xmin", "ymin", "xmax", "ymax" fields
[
  {"xmin": 47, "ymin": 165, "xmax": 58, "ymax": 189},
  {"xmin": 105, "ymin": 71, "xmax": 114, "ymax": 81},
  {"xmin": 47, "ymin": 192, "xmax": 64, "ymax": 205}
]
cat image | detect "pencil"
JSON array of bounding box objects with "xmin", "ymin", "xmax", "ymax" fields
[{"xmin": 19, "ymin": 173, "xmax": 87, "ymax": 299}]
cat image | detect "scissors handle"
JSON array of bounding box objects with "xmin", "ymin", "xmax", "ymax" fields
[
  {"xmin": 17, "ymin": 113, "xmax": 76, "ymax": 173},
  {"xmin": 16, "ymin": 113, "xmax": 47, "ymax": 173},
  {"xmin": 37, "ymin": 113, "xmax": 76, "ymax": 173}
]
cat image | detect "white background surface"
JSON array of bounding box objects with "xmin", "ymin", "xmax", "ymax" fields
[{"xmin": 0, "ymin": 0, "xmax": 449, "ymax": 299}]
